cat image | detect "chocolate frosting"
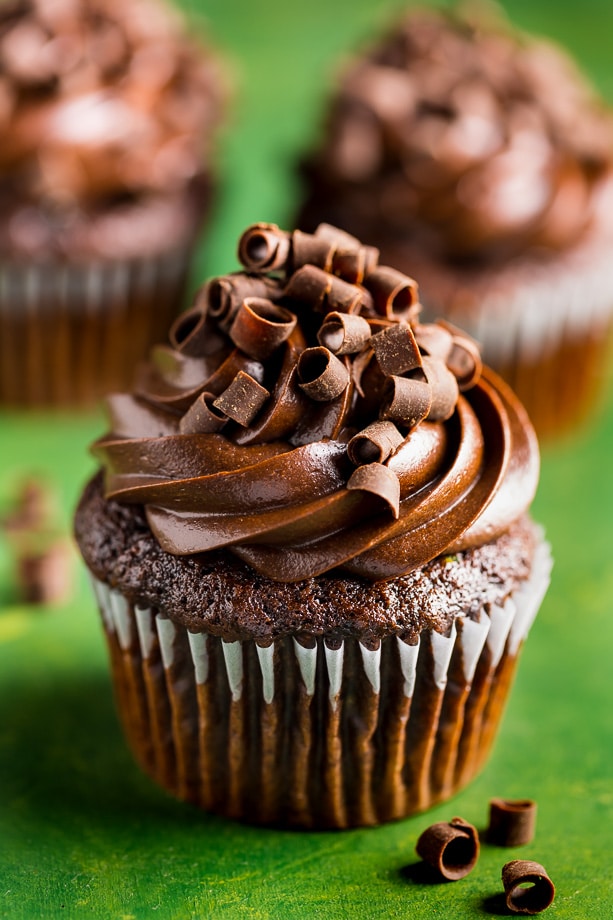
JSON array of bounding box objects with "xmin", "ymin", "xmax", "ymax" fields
[
  {"xmin": 299, "ymin": 8, "xmax": 613, "ymax": 262},
  {"xmin": 92, "ymin": 222, "xmax": 539, "ymax": 584},
  {"xmin": 0, "ymin": 0, "xmax": 223, "ymax": 257}
]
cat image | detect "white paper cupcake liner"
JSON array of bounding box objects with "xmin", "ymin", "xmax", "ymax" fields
[
  {"xmin": 89, "ymin": 535, "xmax": 552, "ymax": 828},
  {"xmin": 420, "ymin": 238, "xmax": 613, "ymax": 437},
  {"xmin": 0, "ymin": 245, "xmax": 192, "ymax": 407}
]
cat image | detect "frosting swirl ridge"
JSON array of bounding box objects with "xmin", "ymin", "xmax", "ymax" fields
[{"xmin": 94, "ymin": 222, "xmax": 539, "ymax": 582}]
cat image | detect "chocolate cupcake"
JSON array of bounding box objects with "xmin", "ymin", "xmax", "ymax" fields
[
  {"xmin": 297, "ymin": 8, "xmax": 613, "ymax": 439},
  {"xmin": 0, "ymin": 0, "xmax": 223, "ymax": 407},
  {"xmin": 75, "ymin": 221, "xmax": 551, "ymax": 828}
]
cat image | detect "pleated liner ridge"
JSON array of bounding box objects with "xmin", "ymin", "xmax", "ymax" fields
[
  {"xmin": 90, "ymin": 539, "xmax": 551, "ymax": 829},
  {"xmin": 0, "ymin": 246, "xmax": 191, "ymax": 407}
]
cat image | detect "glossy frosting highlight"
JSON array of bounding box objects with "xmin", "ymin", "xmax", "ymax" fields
[{"xmin": 93, "ymin": 222, "xmax": 539, "ymax": 582}]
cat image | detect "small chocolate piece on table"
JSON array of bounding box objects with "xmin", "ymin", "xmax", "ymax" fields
[
  {"xmin": 502, "ymin": 860, "xmax": 555, "ymax": 914},
  {"xmin": 415, "ymin": 816, "xmax": 480, "ymax": 880},
  {"xmin": 487, "ymin": 798, "xmax": 537, "ymax": 847}
]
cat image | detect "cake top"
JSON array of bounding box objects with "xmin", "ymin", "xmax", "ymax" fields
[
  {"xmin": 299, "ymin": 7, "xmax": 613, "ymax": 262},
  {"xmin": 0, "ymin": 0, "xmax": 223, "ymax": 253},
  {"xmin": 92, "ymin": 221, "xmax": 539, "ymax": 583}
]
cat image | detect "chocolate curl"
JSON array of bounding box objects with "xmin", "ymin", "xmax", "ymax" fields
[
  {"xmin": 415, "ymin": 817, "xmax": 480, "ymax": 881},
  {"xmin": 347, "ymin": 421, "xmax": 404, "ymax": 465},
  {"xmin": 204, "ymin": 273, "xmax": 283, "ymax": 331},
  {"xmin": 363, "ymin": 266, "xmax": 419, "ymax": 319},
  {"xmin": 414, "ymin": 323, "xmax": 454, "ymax": 363},
  {"xmin": 421, "ymin": 356, "xmax": 459, "ymax": 421},
  {"xmin": 502, "ymin": 861, "xmax": 555, "ymax": 915},
  {"xmin": 285, "ymin": 265, "xmax": 369, "ymax": 314},
  {"xmin": 297, "ymin": 347, "xmax": 350, "ymax": 401},
  {"xmin": 169, "ymin": 306, "xmax": 209, "ymax": 356},
  {"xmin": 380, "ymin": 374, "xmax": 431, "ymax": 428},
  {"xmin": 237, "ymin": 222, "xmax": 291, "ymax": 272},
  {"xmin": 370, "ymin": 323, "xmax": 422, "ymax": 376},
  {"xmin": 213, "ymin": 371, "xmax": 270, "ymax": 427},
  {"xmin": 434, "ymin": 320, "xmax": 482, "ymax": 390},
  {"xmin": 314, "ymin": 223, "xmax": 379, "ymax": 283},
  {"xmin": 347, "ymin": 462, "xmax": 400, "ymax": 518},
  {"xmin": 179, "ymin": 392, "xmax": 227, "ymax": 434},
  {"xmin": 317, "ymin": 312, "xmax": 371, "ymax": 355},
  {"xmin": 487, "ymin": 799, "xmax": 537, "ymax": 847},
  {"xmin": 290, "ymin": 229, "xmax": 336, "ymax": 273},
  {"xmin": 229, "ymin": 298, "xmax": 297, "ymax": 360}
]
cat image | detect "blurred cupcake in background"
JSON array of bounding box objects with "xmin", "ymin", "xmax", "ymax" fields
[
  {"xmin": 297, "ymin": 6, "xmax": 613, "ymax": 439},
  {"xmin": 0, "ymin": 0, "xmax": 224, "ymax": 407}
]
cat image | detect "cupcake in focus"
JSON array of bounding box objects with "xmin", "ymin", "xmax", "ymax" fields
[
  {"xmin": 0, "ymin": 0, "xmax": 224, "ymax": 407},
  {"xmin": 297, "ymin": 7, "xmax": 613, "ymax": 439},
  {"xmin": 75, "ymin": 221, "xmax": 551, "ymax": 828}
]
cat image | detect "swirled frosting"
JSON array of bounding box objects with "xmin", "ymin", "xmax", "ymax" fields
[
  {"xmin": 299, "ymin": 8, "xmax": 613, "ymax": 261},
  {"xmin": 0, "ymin": 0, "xmax": 223, "ymax": 256},
  {"xmin": 93, "ymin": 221, "xmax": 539, "ymax": 583}
]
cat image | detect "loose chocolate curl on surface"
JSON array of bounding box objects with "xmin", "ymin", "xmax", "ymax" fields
[
  {"xmin": 229, "ymin": 298, "xmax": 297, "ymax": 360},
  {"xmin": 180, "ymin": 392, "xmax": 227, "ymax": 434},
  {"xmin": 415, "ymin": 817, "xmax": 480, "ymax": 880},
  {"xmin": 347, "ymin": 462, "xmax": 400, "ymax": 518},
  {"xmin": 237, "ymin": 223, "xmax": 291, "ymax": 272},
  {"xmin": 317, "ymin": 311, "xmax": 372, "ymax": 354},
  {"xmin": 487, "ymin": 799, "xmax": 537, "ymax": 847},
  {"xmin": 212, "ymin": 371, "xmax": 270, "ymax": 427},
  {"xmin": 297, "ymin": 347, "xmax": 350, "ymax": 401},
  {"xmin": 347, "ymin": 420, "xmax": 404, "ymax": 464},
  {"xmin": 380, "ymin": 374, "xmax": 432, "ymax": 428},
  {"xmin": 502, "ymin": 861, "xmax": 555, "ymax": 914},
  {"xmin": 370, "ymin": 322, "xmax": 423, "ymax": 376}
]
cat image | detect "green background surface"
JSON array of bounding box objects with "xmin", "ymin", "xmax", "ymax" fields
[{"xmin": 1, "ymin": 1, "xmax": 613, "ymax": 917}]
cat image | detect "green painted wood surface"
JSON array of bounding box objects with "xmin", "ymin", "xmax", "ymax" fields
[{"xmin": 1, "ymin": 1, "xmax": 613, "ymax": 917}]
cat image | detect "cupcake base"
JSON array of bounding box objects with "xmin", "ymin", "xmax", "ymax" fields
[
  {"xmin": 88, "ymin": 538, "xmax": 551, "ymax": 829},
  {"xmin": 0, "ymin": 246, "xmax": 193, "ymax": 408}
]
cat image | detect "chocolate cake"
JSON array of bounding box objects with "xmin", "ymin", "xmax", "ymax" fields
[
  {"xmin": 297, "ymin": 8, "xmax": 613, "ymax": 438},
  {"xmin": 75, "ymin": 221, "xmax": 551, "ymax": 828},
  {"xmin": 0, "ymin": 0, "xmax": 224, "ymax": 406}
]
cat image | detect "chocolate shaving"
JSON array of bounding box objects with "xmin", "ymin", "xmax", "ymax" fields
[
  {"xmin": 416, "ymin": 817, "xmax": 480, "ymax": 881},
  {"xmin": 297, "ymin": 347, "xmax": 350, "ymax": 401},
  {"xmin": 347, "ymin": 462, "xmax": 400, "ymax": 518},
  {"xmin": 180, "ymin": 392, "xmax": 227, "ymax": 434},
  {"xmin": 380, "ymin": 374, "xmax": 431, "ymax": 428},
  {"xmin": 229, "ymin": 297, "xmax": 297, "ymax": 360},
  {"xmin": 285, "ymin": 264, "xmax": 369, "ymax": 313},
  {"xmin": 317, "ymin": 311, "xmax": 371, "ymax": 355},
  {"xmin": 213, "ymin": 371, "xmax": 270, "ymax": 427},
  {"xmin": 364, "ymin": 266, "xmax": 419, "ymax": 319},
  {"xmin": 347, "ymin": 421, "xmax": 404, "ymax": 464},
  {"xmin": 414, "ymin": 323, "xmax": 454, "ymax": 362},
  {"xmin": 436, "ymin": 320, "xmax": 483, "ymax": 390},
  {"xmin": 204, "ymin": 274, "xmax": 283, "ymax": 331},
  {"xmin": 421, "ymin": 356, "xmax": 459, "ymax": 421},
  {"xmin": 238, "ymin": 222, "xmax": 291, "ymax": 272},
  {"xmin": 314, "ymin": 222, "xmax": 379, "ymax": 283},
  {"xmin": 169, "ymin": 306, "xmax": 209, "ymax": 356},
  {"xmin": 370, "ymin": 322, "xmax": 422, "ymax": 376},
  {"xmin": 487, "ymin": 799, "xmax": 537, "ymax": 847},
  {"xmin": 502, "ymin": 861, "xmax": 555, "ymax": 914},
  {"xmin": 291, "ymin": 229, "xmax": 336, "ymax": 273}
]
